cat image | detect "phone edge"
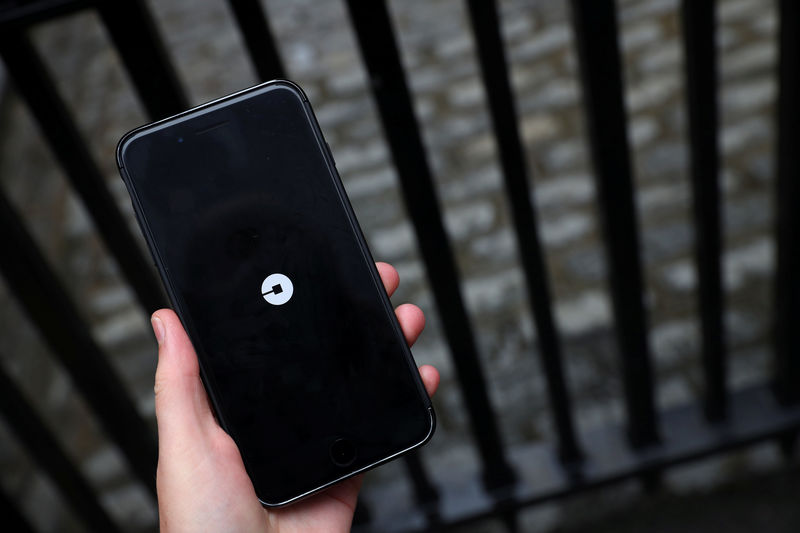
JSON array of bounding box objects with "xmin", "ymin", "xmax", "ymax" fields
[{"xmin": 116, "ymin": 79, "xmax": 437, "ymax": 508}]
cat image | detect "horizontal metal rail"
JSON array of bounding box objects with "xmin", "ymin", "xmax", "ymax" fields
[{"xmin": 362, "ymin": 384, "xmax": 800, "ymax": 531}]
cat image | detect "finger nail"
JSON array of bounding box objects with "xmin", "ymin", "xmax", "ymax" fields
[{"xmin": 151, "ymin": 315, "xmax": 166, "ymax": 346}]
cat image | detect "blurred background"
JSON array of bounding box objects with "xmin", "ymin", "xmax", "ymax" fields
[{"xmin": 1, "ymin": 0, "xmax": 798, "ymax": 531}]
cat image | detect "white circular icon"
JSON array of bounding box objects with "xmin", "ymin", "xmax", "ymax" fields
[{"xmin": 261, "ymin": 273, "xmax": 294, "ymax": 305}]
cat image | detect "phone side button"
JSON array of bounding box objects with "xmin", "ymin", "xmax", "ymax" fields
[
  {"xmin": 325, "ymin": 142, "xmax": 337, "ymax": 167},
  {"xmin": 329, "ymin": 438, "xmax": 356, "ymax": 467}
]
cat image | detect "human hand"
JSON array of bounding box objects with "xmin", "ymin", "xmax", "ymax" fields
[{"xmin": 150, "ymin": 262, "xmax": 440, "ymax": 532}]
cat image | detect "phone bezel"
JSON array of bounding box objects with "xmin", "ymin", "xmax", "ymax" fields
[{"xmin": 116, "ymin": 79, "xmax": 435, "ymax": 507}]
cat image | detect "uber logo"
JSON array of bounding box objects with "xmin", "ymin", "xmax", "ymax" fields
[{"xmin": 261, "ymin": 273, "xmax": 293, "ymax": 305}]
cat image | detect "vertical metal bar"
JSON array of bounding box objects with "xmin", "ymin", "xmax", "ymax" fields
[
  {"xmin": 0, "ymin": 188, "xmax": 158, "ymax": 498},
  {"xmin": 0, "ymin": 485, "xmax": 36, "ymax": 533},
  {"xmin": 0, "ymin": 361, "xmax": 121, "ymax": 532},
  {"xmin": 225, "ymin": 0, "xmax": 286, "ymax": 81},
  {"xmin": 774, "ymin": 0, "xmax": 800, "ymax": 404},
  {"xmin": 569, "ymin": 0, "xmax": 659, "ymax": 447},
  {"xmin": 97, "ymin": 0, "xmax": 189, "ymax": 119},
  {"xmin": 0, "ymin": 31, "xmax": 166, "ymax": 314},
  {"xmin": 0, "ymin": 0, "xmax": 91, "ymax": 29},
  {"xmin": 778, "ymin": 430, "xmax": 798, "ymax": 460},
  {"xmin": 681, "ymin": 0, "xmax": 727, "ymax": 421},
  {"xmin": 352, "ymin": 500, "xmax": 371, "ymax": 526},
  {"xmin": 343, "ymin": 0, "xmax": 517, "ymax": 491},
  {"xmin": 403, "ymin": 453, "xmax": 440, "ymax": 516},
  {"xmin": 465, "ymin": 0, "xmax": 584, "ymax": 466},
  {"xmin": 502, "ymin": 511, "xmax": 520, "ymax": 533}
]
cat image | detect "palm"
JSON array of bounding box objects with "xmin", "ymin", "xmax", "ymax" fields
[
  {"xmin": 265, "ymin": 474, "xmax": 363, "ymax": 532},
  {"xmin": 167, "ymin": 423, "xmax": 359, "ymax": 532},
  {"xmin": 152, "ymin": 262, "xmax": 438, "ymax": 533}
]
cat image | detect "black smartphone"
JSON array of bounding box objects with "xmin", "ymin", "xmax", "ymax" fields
[{"xmin": 116, "ymin": 80, "xmax": 435, "ymax": 506}]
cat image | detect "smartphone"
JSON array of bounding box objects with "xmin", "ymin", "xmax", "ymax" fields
[{"xmin": 116, "ymin": 80, "xmax": 435, "ymax": 506}]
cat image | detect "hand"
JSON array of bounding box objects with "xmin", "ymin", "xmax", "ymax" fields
[{"xmin": 150, "ymin": 262, "xmax": 440, "ymax": 533}]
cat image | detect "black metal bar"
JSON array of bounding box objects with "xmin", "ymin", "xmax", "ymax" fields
[
  {"xmin": 0, "ymin": 30, "xmax": 166, "ymax": 314},
  {"xmin": 0, "ymin": 188, "xmax": 158, "ymax": 498},
  {"xmin": 225, "ymin": 0, "xmax": 285, "ymax": 81},
  {"xmin": 0, "ymin": 484, "xmax": 36, "ymax": 533},
  {"xmin": 0, "ymin": 0, "xmax": 89, "ymax": 30},
  {"xmin": 501, "ymin": 511, "xmax": 520, "ymax": 533},
  {"xmin": 403, "ymin": 453, "xmax": 440, "ymax": 516},
  {"xmin": 681, "ymin": 0, "xmax": 727, "ymax": 421},
  {"xmin": 353, "ymin": 500, "xmax": 371, "ymax": 526},
  {"xmin": 774, "ymin": 0, "xmax": 800, "ymax": 404},
  {"xmin": 97, "ymin": 0, "xmax": 189, "ymax": 119},
  {"xmin": 343, "ymin": 0, "xmax": 517, "ymax": 492},
  {"xmin": 569, "ymin": 0, "xmax": 659, "ymax": 447},
  {"xmin": 368, "ymin": 384, "xmax": 800, "ymax": 530},
  {"xmin": 777, "ymin": 429, "xmax": 798, "ymax": 460},
  {"xmin": 465, "ymin": 0, "xmax": 584, "ymax": 466},
  {"xmin": 0, "ymin": 360, "xmax": 121, "ymax": 532}
]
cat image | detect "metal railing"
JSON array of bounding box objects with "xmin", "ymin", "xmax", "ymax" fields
[{"xmin": 0, "ymin": 0, "xmax": 798, "ymax": 531}]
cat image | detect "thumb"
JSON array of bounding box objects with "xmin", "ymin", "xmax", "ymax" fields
[{"xmin": 151, "ymin": 309, "xmax": 216, "ymax": 445}]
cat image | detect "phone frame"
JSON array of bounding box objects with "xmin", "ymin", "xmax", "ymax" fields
[{"xmin": 116, "ymin": 79, "xmax": 435, "ymax": 507}]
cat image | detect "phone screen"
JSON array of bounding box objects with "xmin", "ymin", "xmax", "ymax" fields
[{"xmin": 118, "ymin": 82, "xmax": 432, "ymax": 505}]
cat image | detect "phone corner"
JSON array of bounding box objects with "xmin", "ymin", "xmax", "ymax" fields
[
  {"xmin": 411, "ymin": 404, "xmax": 437, "ymax": 452},
  {"xmin": 257, "ymin": 496, "xmax": 286, "ymax": 509},
  {"xmin": 115, "ymin": 126, "xmax": 143, "ymax": 172},
  {"xmin": 267, "ymin": 78, "xmax": 310, "ymax": 102},
  {"xmin": 114, "ymin": 134, "xmax": 129, "ymax": 171},
  {"xmin": 423, "ymin": 405, "xmax": 437, "ymax": 445}
]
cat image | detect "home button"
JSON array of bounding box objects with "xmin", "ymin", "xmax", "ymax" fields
[{"xmin": 329, "ymin": 438, "xmax": 356, "ymax": 467}]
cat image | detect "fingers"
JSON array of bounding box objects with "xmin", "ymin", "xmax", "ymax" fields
[
  {"xmin": 395, "ymin": 303, "xmax": 425, "ymax": 346},
  {"xmin": 376, "ymin": 262, "xmax": 399, "ymax": 297},
  {"xmin": 378, "ymin": 262, "xmax": 424, "ymax": 345},
  {"xmin": 376, "ymin": 261, "xmax": 424, "ymax": 345},
  {"xmin": 152, "ymin": 309, "xmax": 216, "ymax": 443},
  {"xmin": 380, "ymin": 263, "xmax": 436, "ymax": 397},
  {"xmin": 152, "ymin": 264, "xmax": 435, "ymax": 450},
  {"xmin": 418, "ymin": 365, "xmax": 440, "ymax": 398}
]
